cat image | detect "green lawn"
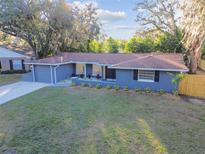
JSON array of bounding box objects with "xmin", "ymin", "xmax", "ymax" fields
[
  {"xmin": 0, "ymin": 87, "xmax": 205, "ymax": 154},
  {"xmin": 0, "ymin": 74, "xmax": 21, "ymax": 85}
]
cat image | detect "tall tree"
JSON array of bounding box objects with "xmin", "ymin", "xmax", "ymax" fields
[
  {"xmin": 180, "ymin": 0, "xmax": 205, "ymax": 73},
  {"xmin": 89, "ymin": 39, "xmax": 104, "ymax": 53},
  {"xmin": 0, "ymin": 0, "xmax": 73, "ymax": 58},
  {"xmin": 125, "ymin": 37, "xmax": 155, "ymax": 53},
  {"xmin": 0, "ymin": 0, "xmax": 101, "ymax": 57},
  {"xmin": 64, "ymin": 2, "xmax": 101, "ymax": 53},
  {"xmin": 155, "ymin": 32, "xmax": 184, "ymax": 53},
  {"xmin": 135, "ymin": 0, "xmax": 178, "ymax": 36},
  {"xmin": 104, "ymin": 37, "xmax": 119, "ymax": 53}
]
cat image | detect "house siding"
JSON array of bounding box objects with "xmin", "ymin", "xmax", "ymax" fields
[
  {"xmin": 55, "ymin": 64, "xmax": 74, "ymax": 82},
  {"xmin": 72, "ymin": 69, "xmax": 177, "ymax": 92},
  {"xmin": 116, "ymin": 69, "xmax": 177, "ymax": 92},
  {"xmin": 0, "ymin": 57, "xmax": 29, "ymax": 71}
]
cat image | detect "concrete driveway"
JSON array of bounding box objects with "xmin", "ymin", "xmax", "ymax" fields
[{"xmin": 0, "ymin": 82, "xmax": 49, "ymax": 105}]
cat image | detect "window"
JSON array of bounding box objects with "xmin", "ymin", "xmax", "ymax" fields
[
  {"xmin": 9, "ymin": 60, "xmax": 13, "ymax": 70},
  {"xmin": 134, "ymin": 70, "xmax": 160, "ymax": 82},
  {"xmin": 133, "ymin": 70, "xmax": 138, "ymax": 80},
  {"xmin": 13, "ymin": 60, "xmax": 22, "ymax": 70},
  {"xmin": 138, "ymin": 70, "xmax": 155, "ymax": 82},
  {"xmin": 76, "ymin": 64, "xmax": 84, "ymax": 75},
  {"xmin": 92, "ymin": 64, "xmax": 101, "ymax": 76},
  {"xmin": 106, "ymin": 67, "xmax": 116, "ymax": 80}
]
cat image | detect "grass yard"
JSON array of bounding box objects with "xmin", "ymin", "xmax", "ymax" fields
[
  {"xmin": 0, "ymin": 87, "xmax": 205, "ymax": 154},
  {"xmin": 0, "ymin": 74, "xmax": 21, "ymax": 85}
]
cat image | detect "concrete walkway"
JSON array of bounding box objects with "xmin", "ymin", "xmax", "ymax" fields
[
  {"xmin": 54, "ymin": 79, "xmax": 72, "ymax": 87},
  {"xmin": 0, "ymin": 82, "xmax": 49, "ymax": 105}
]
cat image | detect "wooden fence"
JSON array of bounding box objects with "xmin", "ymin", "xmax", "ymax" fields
[
  {"xmin": 179, "ymin": 74, "xmax": 205, "ymax": 99},
  {"xmin": 199, "ymin": 59, "xmax": 205, "ymax": 71}
]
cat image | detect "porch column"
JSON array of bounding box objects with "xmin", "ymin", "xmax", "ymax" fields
[
  {"xmin": 50, "ymin": 65, "xmax": 54, "ymax": 84},
  {"xmin": 54, "ymin": 67, "xmax": 57, "ymax": 84},
  {"xmin": 32, "ymin": 64, "xmax": 36, "ymax": 82},
  {"xmin": 102, "ymin": 66, "xmax": 106, "ymax": 80},
  {"xmin": 84, "ymin": 64, "xmax": 87, "ymax": 78}
]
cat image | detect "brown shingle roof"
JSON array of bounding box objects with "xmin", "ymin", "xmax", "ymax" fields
[{"xmin": 25, "ymin": 52, "xmax": 188, "ymax": 72}]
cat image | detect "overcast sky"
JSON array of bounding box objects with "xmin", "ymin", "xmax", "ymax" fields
[{"xmin": 67, "ymin": 0, "xmax": 140, "ymax": 40}]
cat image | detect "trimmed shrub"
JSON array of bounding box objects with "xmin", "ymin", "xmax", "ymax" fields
[
  {"xmin": 144, "ymin": 87, "xmax": 151, "ymax": 93},
  {"xmin": 106, "ymin": 85, "xmax": 112, "ymax": 90},
  {"xmin": 124, "ymin": 86, "xmax": 129, "ymax": 91},
  {"xmin": 96, "ymin": 84, "xmax": 101, "ymax": 89},
  {"xmin": 159, "ymin": 89, "xmax": 165, "ymax": 94},
  {"xmin": 172, "ymin": 90, "xmax": 179, "ymax": 96},
  {"xmin": 80, "ymin": 83, "xmax": 87, "ymax": 87},
  {"xmin": 71, "ymin": 83, "xmax": 76, "ymax": 87},
  {"xmin": 115, "ymin": 86, "xmax": 120, "ymax": 91},
  {"xmin": 88, "ymin": 84, "xmax": 93, "ymax": 88},
  {"xmin": 135, "ymin": 88, "xmax": 140, "ymax": 92}
]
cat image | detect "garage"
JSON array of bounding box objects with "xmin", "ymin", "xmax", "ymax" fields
[
  {"xmin": 33, "ymin": 65, "xmax": 53, "ymax": 83},
  {"xmin": 31, "ymin": 64, "xmax": 75, "ymax": 84}
]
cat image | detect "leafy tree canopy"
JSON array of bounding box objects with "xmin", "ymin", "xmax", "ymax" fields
[
  {"xmin": 104, "ymin": 37, "xmax": 119, "ymax": 53},
  {"xmin": 0, "ymin": 0, "xmax": 100, "ymax": 58}
]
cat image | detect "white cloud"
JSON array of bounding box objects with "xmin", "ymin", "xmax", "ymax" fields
[
  {"xmin": 97, "ymin": 10, "xmax": 127, "ymax": 24},
  {"xmin": 70, "ymin": 1, "xmax": 126, "ymax": 24},
  {"xmin": 68, "ymin": 0, "xmax": 132, "ymax": 39}
]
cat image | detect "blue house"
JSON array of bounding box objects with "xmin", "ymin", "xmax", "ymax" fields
[{"xmin": 24, "ymin": 53, "xmax": 188, "ymax": 92}]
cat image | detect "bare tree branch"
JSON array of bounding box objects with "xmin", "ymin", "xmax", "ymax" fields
[{"xmin": 135, "ymin": 0, "xmax": 178, "ymax": 36}]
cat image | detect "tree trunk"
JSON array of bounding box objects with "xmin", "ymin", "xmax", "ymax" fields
[
  {"xmin": 87, "ymin": 39, "xmax": 91, "ymax": 53},
  {"xmin": 190, "ymin": 51, "xmax": 198, "ymax": 74},
  {"xmin": 189, "ymin": 43, "xmax": 202, "ymax": 74},
  {"xmin": 27, "ymin": 38, "xmax": 39, "ymax": 59}
]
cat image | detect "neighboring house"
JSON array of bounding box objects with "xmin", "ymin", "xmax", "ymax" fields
[
  {"xmin": 25, "ymin": 52, "xmax": 189, "ymax": 92},
  {"xmin": 0, "ymin": 47, "xmax": 29, "ymax": 72}
]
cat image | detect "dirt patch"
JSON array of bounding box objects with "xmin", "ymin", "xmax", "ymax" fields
[
  {"xmin": 189, "ymin": 98, "xmax": 205, "ymax": 105},
  {"xmin": 181, "ymin": 96, "xmax": 205, "ymax": 105},
  {"xmin": 3, "ymin": 149, "xmax": 17, "ymax": 154},
  {"xmin": 196, "ymin": 68, "xmax": 205, "ymax": 75}
]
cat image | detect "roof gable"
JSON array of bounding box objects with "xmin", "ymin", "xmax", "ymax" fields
[
  {"xmin": 0, "ymin": 47, "xmax": 26, "ymax": 58},
  {"xmin": 111, "ymin": 55, "xmax": 187, "ymax": 70}
]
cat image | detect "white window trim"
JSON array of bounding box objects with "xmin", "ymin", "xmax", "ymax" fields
[
  {"xmin": 138, "ymin": 79, "xmax": 154, "ymax": 83},
  {"xmin": 138, "ymin": 70, "xmax": 155, "ymax": 82},
  {"xmin": 106, "ymin": 78, "xmax": 116, "ymax": 82}
]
